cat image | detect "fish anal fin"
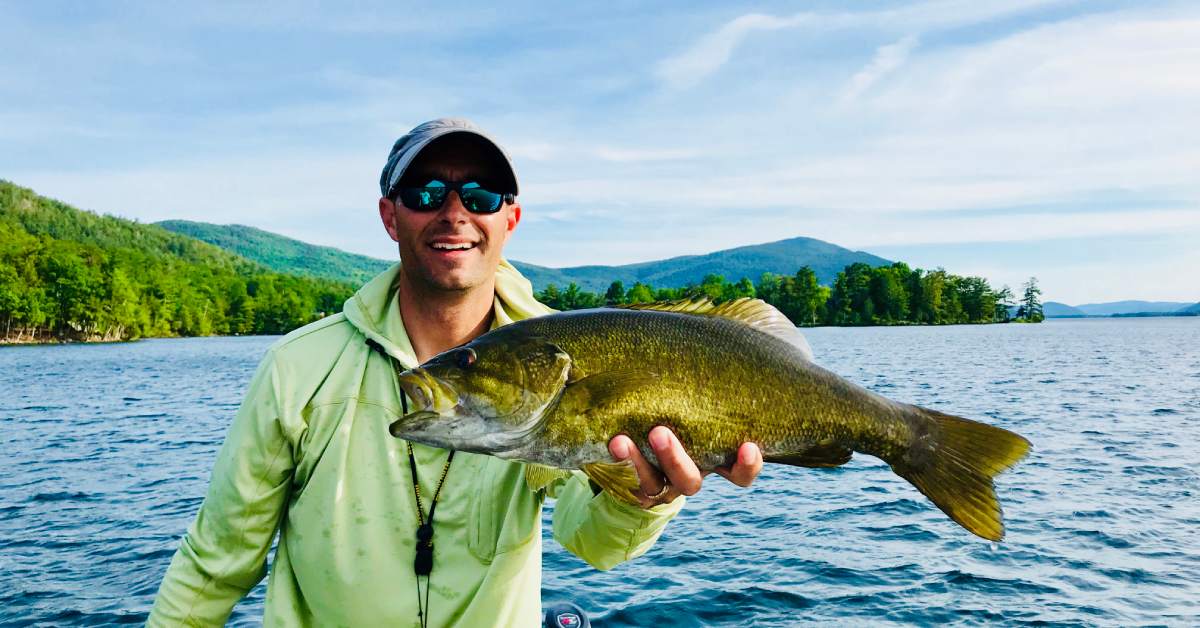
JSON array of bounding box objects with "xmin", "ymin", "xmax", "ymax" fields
[
  {"xmin": 764, "ymin": 443, "xmax": 853, "ymax": 468},
  {"xmin": 525, "ymin": 463, "xmax": 573, "ymax": 493},
  {"xmin": 581, "ymin": 459, "xmax": 642, "ymax": 505},
  {"xmin": 615, "ymin": 297, "xmax": 813, "ymax": 360}
]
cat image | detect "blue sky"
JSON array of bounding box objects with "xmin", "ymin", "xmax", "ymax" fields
[{"xmin": 2, "ymin": 1, "xmax": 1198, "ymax": 304}]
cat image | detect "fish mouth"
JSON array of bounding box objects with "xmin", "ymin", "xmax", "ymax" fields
[
  {"xmin": 390, "ymin": 368, "xmax": 464, "ymax": 440},
  {"xmin": 389, "ymin": 410, "xmax": 441, "ymax": 438}
]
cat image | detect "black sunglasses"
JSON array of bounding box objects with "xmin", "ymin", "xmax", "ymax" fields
[{"xmin": 392, "ymin": 179, "xmax": 514, "ymax": 214}]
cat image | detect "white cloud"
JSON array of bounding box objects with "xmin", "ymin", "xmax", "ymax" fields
[
  {"xmin": 655, "ymin": 13, "xmax": 812, "ymax": 90},
  {"xmin": 9, "ymin": 150, "xmax": 384, "ymax": 238},
  {"xmin": 506, "ymin": 141, "xmax": 562, "ymax": 162},
  {"xmin": 961, "ymin": 249, "xmax": 1200, "ymax": 304},
  {"xmin": 840, "ymin": 35, "xmax": 920, "ymax": 102},
  {"xmin": 591, "ymin": 146, "xmax": 699, "ymax": 162},
  {"xmin": 654, "ymin": 0, "xmax": 1067, "ymax": 90}
]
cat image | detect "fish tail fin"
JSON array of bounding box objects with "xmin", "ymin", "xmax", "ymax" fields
[{"xmin": 891, "ymin": 407, "xmax": 1031, "ymax": 541}]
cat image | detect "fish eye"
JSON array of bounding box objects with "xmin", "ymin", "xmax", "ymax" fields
[{"xmin": 456, "ymin": 348, "xmax": 477, "ymax": 369}]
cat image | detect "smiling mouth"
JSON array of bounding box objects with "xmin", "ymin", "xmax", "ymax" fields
[{"xmin": 429, "ymin": 242, "xmax": 477, "ymax": 251}]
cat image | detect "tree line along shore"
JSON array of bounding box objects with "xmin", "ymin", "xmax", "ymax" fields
[
  {"xmin": 1, "ymin": 180, "xmax": 1041, "ymax": 344},
  {"xmin": 537, "ymin": 267, "xmax": 1044, "ymax": 327}
]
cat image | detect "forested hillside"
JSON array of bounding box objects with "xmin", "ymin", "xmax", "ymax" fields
[
  {"xmin": 0, "ymin": 181, "xmax": 354, "ymax": 342},
  {"xmin": 158, "ymin": 220, "xmax": 393, "ymax": 285}
]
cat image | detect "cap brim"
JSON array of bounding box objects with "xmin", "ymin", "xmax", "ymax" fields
[{"xmin": 385, "ymin": 129, "xmax": 519, "ymax": 197}]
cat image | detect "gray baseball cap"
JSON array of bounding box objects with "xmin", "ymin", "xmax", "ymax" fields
[{"xmin": 379, "ymin": 117, "xmax": 519, "ymax": 198}]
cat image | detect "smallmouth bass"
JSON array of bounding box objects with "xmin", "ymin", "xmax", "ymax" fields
[{"xmin": 387, "ymin": 298, "xmax": 1031, "ymax": 541}]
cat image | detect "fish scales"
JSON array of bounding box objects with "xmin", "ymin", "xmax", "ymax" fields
[{"xmin": 516, "ymin": 308, "xmax": 902, "ymax": 471}]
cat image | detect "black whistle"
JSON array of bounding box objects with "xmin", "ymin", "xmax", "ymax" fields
[
  {"xmin": 414, "ymin": 523, "xmax": 434, "ymax": 576},
  {"xmin": 414, "ymin": 545, "xmax": 433, "ymax": 576}
]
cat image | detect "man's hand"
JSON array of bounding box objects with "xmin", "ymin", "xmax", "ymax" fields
[{"xmin": 607, "ymin": 426, "xmax": 763, "ymax": 509}]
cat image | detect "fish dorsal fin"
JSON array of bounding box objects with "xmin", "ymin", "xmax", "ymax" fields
[{"xmin": 616, "ymin": 298, "xmax": 813, "ymax": 360}]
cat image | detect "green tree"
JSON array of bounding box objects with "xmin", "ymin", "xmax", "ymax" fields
[
  {"xmin": 625, "ymin": 282, "xmax": 655, "ymax": 304},
  {"xmin": 536, "ymin": 283, "xmax": 562, "ymax": 310},
  {"xmin": 994, "ymin": 285, "xmax": 1014, "ymax": 322},
  {"xmin": 919, "ymin": 270, "xmax": 947, "ymax": 324},
  {"xmin": 604, "ymin": 280, "xmax": 626, "ymax": 305},
  {"xmin": 733, "ymin": 277, "xmax": 756, "ymax": 300},
  {"xmin": 754, "ymin": 272, "xmax": 780, "ymax": 305},
  {"xmin": 869, "ymin": 264, "xmax": 909, "ymax": 323},
  {"xmin": 1020, "ymin": 277, "xmax": 1044, "ymax": 322}
]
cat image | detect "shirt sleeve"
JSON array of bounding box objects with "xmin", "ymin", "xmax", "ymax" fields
[
  {"xmin": 148, "ymin": 350, "xmax": 295, "ymax": 626},
  {"xmin": 548, "ymin": 471, "xmax": 684, "ymax": 571}
]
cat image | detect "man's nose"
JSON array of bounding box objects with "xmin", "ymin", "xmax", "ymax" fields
[{"xmin": 437, "ymin": 191, "xmax": 470, "ymax": 222}]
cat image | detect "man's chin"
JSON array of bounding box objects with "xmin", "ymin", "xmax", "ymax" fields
[{"xmin": 414, "ymin": 267, "xmax": 488, "ymax": 293}]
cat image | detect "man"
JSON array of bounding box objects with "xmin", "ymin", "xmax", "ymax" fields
[{"xmin": 149, "ymin": 118, "xmax": 763, "ymax": 626}]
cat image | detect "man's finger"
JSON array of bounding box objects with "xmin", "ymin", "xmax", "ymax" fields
[
  {"xmin": 609, "ymin": 434, "xmax": 667, "ymax": 500},
  {"xmin": 648, "ymin": 426, "xmax": 703, "ymax": 496},
  {"xmin": 713, "ymin": 442, "xmax": 762, "ymax": 488}
]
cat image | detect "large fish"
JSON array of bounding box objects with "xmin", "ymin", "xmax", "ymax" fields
[{"xmin": 387, "ymin": 298, "xmax": 1031, "ymax": 541}]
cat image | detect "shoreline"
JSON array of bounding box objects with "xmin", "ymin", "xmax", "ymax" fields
[
  {"xmin": 0, "ymin": 333, "xmax": 276, "ymax": 347},
  {"xmin": 8, "ymin": 315, "xmax": 1193, "ymax": 347}
]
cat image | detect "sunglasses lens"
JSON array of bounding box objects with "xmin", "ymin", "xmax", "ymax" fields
[
  {"xmin": 459, "ymin": 182, "xmax": 503, "ymax": 214},
  {"xmin": 399, "ymin": 182, "xmax": 448, "ymax": 211}
]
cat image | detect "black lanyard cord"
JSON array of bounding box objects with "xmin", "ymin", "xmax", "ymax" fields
[
  {"xmin": 367, "ymin": 337, "xmax": 457, "ymax": 627},
  {"xmin": 409, "ymin": 443, "xmax": 454, "ymax": 628}
]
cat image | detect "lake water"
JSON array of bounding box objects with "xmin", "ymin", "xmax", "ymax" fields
[{"xmin": 2, "ymin": 318, "xmax": 1198, "ymax": 626}]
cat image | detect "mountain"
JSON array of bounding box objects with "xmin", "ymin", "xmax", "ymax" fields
[
  {"xmin": 158, "ymin": 220, "xmax": 393, "ymax": 285},
  {"xmin": 1043, "ymin": 302, "xmax": 1087, "ymax": 317},
  {"xmin": 511, "ymin": 237, "xmax": 892, "ymax": 293},
  {"xmin": 1074, "ymin": 301, "xmax": 1193, "ymax": 316},
  {"xmin": 158, "ymin": 221, "xmax": 891, "ymax": 293},
  {"xmin": 1, "ymin": 181, "xmax": 353, "ymax": 341}
]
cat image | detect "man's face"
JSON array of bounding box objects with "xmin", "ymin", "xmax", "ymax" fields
[{"xmin": 378, "ymin": 136, "xmax": 521, "ymax": 293}]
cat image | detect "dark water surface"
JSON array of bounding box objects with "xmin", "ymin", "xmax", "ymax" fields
[{"xmin": 2, "ymin": 318, "xmax": 1198, "ymax": 626}]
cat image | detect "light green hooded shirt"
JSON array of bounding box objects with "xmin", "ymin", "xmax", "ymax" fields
[{"xmin": 149, "ymin": 261, "xmax": 683, "ymax": 627}]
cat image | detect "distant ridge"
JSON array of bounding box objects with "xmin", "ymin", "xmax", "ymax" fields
[
  {"xmin": 1043, "ymin": 302, "xmax": 1086, "ymax": 317},
  {"xmin": 1044, "ymin": 300, "xmax": 1199, "ymax": 318},
  {"xmin": 1074, "ymin": 300, "xmax": 1192, "ymax": 316},
  {"xmin": 157, "ymin": 221, "xmax": 892, "ymax": 292}
]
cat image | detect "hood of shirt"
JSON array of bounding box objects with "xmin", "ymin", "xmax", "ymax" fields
[{"xmin": 341, "ymin": 258, "xmax": 555, "ymax": 366}]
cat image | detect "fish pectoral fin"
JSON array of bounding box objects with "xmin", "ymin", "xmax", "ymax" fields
[
  {"xmin": 566, "ymin": 369, "xmax": 660, "ymax": 394},
  {"xmin": 764, "ymin": 443, "xmax": 853, "ymax": 468},
  {"xmin": 525, "ymin": 464, "xmax": 573, "ymax": 493},
  {"xmin": 581, "ymin": 459, "xmax": 643, "ymax": 505}
]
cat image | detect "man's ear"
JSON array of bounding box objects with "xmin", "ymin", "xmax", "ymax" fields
[
  {"xmin": 379, "ymin": 197, "xmax": 400, "ymax": 243},
  {"xmin": 506, "ymin": 200, "xmax": 521, "ymax": 234}
]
